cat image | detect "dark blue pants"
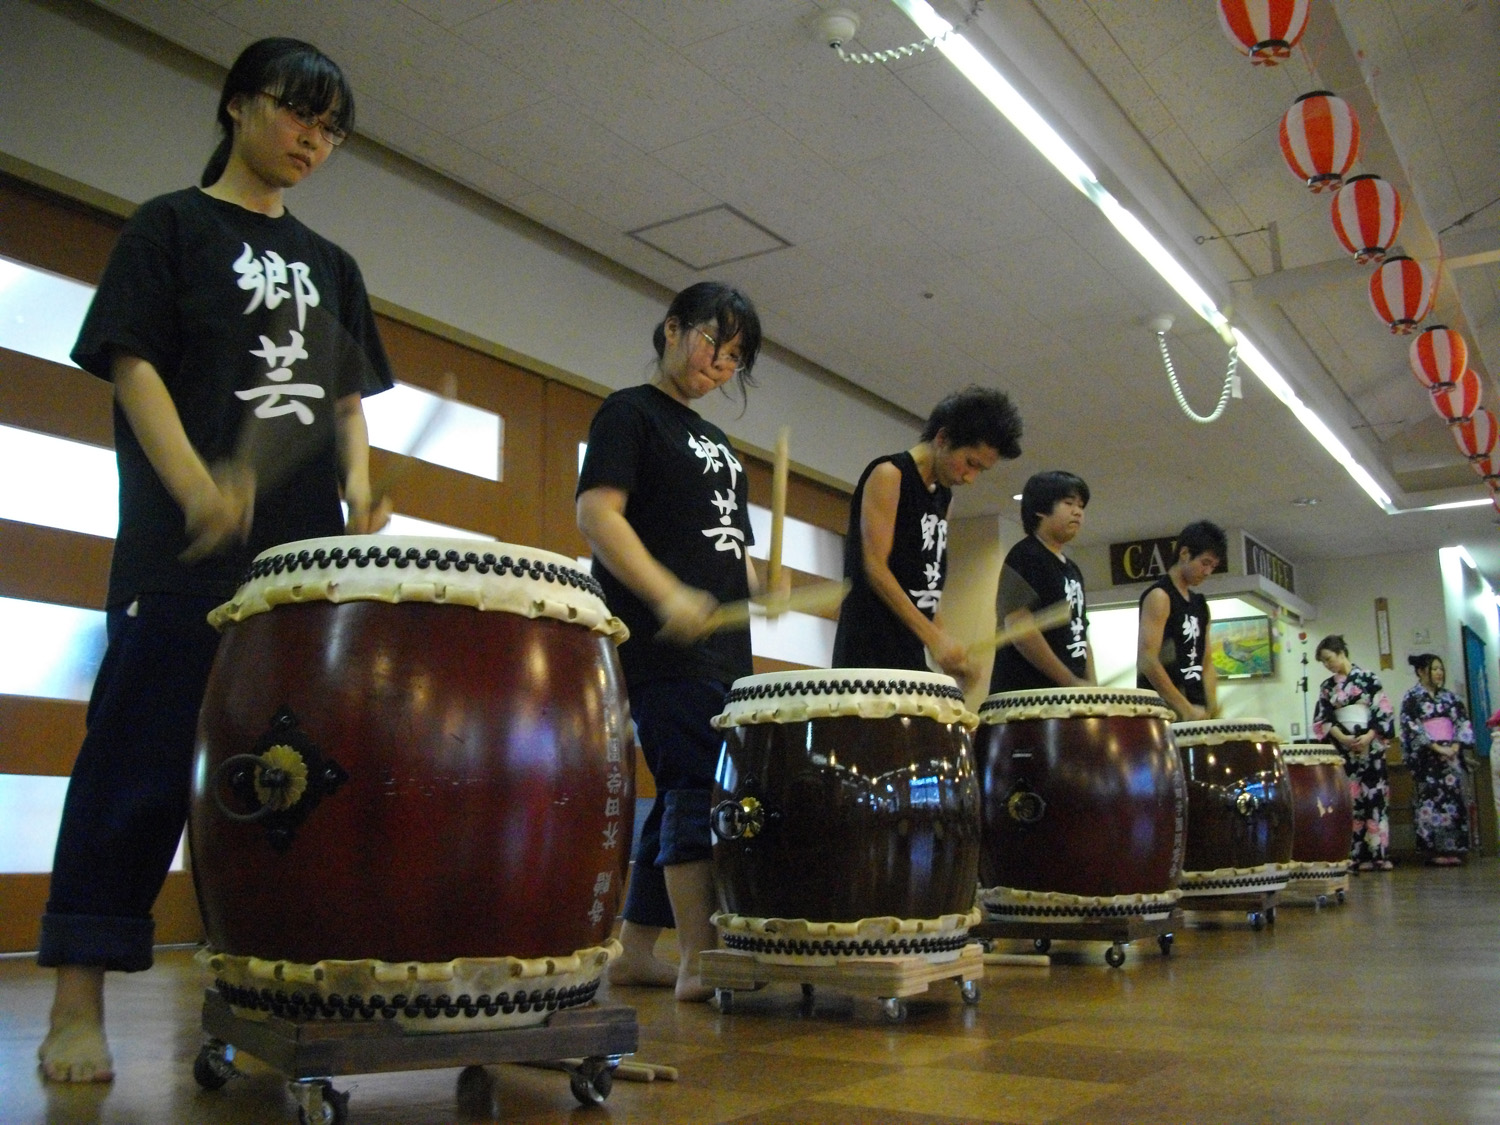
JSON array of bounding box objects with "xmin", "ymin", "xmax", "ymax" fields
[
  {"xmin": 38, "ymin": 593, "xmax": 223, "ymax": 972},
  {"xmin": 621, "ymin": 678, "xmax": 726, "ymax": 929}
]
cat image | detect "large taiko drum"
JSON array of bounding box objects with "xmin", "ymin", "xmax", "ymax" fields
[
  {"xmin": 709, "ymin": 669, "xmax": 980, "ymax": 963},
  {"xmin": 1171, "ymin": 718, "xmax": 1294, "ymax": 899},
  {"xmin": 190, "ymin": 536, "xmax": 633, "ymax": 1032},
  {"xmin": 1281, "ymin": 743, "xmax": 1354, "ymax": 887},
  {"xmin": 974, "ymin": 687, "xmax": 1184, "ymax": 925}
]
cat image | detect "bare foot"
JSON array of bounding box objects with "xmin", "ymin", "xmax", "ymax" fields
[
  {"xmin": 674, "ymin": 969, "xmax": 714, "ymax": 1003},
  {"xmin": 607, "ymin": 953, "xmax": 679, "ymax": 989},
  {"xmin": 38, "ymin": 1019, "xmax": 114, "ymax": 1083}
]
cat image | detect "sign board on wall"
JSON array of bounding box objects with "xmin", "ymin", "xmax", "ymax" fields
[
  {"xmin": 1108, "ymin": 536, "xmax": 1230, "ymax": 586},
  {"xmin": 1243, "ymin": 532, "xmax": 1295, "ymax": 593}
]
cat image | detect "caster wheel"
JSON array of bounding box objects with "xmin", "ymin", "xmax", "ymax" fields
[
  {"xmin": 296, "ymin": 1082, "xmax": 349, "ymax": 1125},
  {"xmin": 569, "ymin": 1059, "xmax": 614, "ymax": 1106},
  {"xmin": 192, "ymin": 1041, "xmax": 234, "ymax": 1091},
  {"xmin": 1032, "ymin": 938, "xmax": 1052, "ymax": 954},
  {"xmin": 1265, "ymin": 906, "xmax": 1277, "ymax": 925},
  {"xmin": 1158, "ymin": 933, "xmax": 1174, "ymax": 956},
  {"xmin": 960, "ymin": 979, "xmax": 981, "ymax": 1005},
  {"xmin": 1249, "ymin": 912, "xmax": 1265, "ymax": 931},
  {"xmin": 714, "ymin": 988, "xmax": 735, "ymax": 1014},
  {"xmin": 1104, "ymin": 944, "xmax": 1126, "ymax": 968},
  {"xmin": 880, "ymin": 997, "xmax": 907, "ymax": 1023},
  {"xmin": 1336, "ymin": 889, "xmax": 1347, "ymax": 904}
]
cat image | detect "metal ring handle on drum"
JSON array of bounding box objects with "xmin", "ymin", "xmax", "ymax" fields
[
  {"xmin": 1234, "ymin": 790, "xmax": 1261, "ymax": 818},
  {"xmin": 210, "ymin": 753, "xmax": 292, "ymax": 822},
  {"xmin": 1005, "ymin": 784, "xmax": 1046, "ymax": 825},
  {"xmin": 711, "ymin": 796, "xmax": 766, "ymax": 841}
]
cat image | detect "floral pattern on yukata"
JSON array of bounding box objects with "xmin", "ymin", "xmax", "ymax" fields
[
  {"xmin": 1399, "ymin": 686, "xmax": 1473, "ymax": 855},
  {"xmin": 1313, "ymin": 666, "xmax": 1395, "ymax": 864}
]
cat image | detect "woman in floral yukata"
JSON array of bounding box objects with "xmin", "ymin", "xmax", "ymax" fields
[
  {"xmin": 1312, "ymin": 634, "xmax": 1397, "ymax": 871},
  {"xmin": 1399, "ymin": 653, "xmax": 1473, "ymax": 866}
]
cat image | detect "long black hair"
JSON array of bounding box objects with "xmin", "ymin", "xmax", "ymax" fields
[
  {"xmin": 652, "ymin": 281, "xmax": 762, "ymax": 401},
  {"xmin": 201, "ymin": 38, "xmax": 355, "ymax": 187}
]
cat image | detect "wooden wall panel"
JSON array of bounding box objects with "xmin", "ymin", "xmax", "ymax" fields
[
  {"xmin": 373, "ymin": 316, "xmax": 546, "ymax": 544},
  {"xmin": 0, "ymin": 174, "xmax": 122, "ymax": 284},
  {"xmin": 542, "ymin": 381, "xmax": 603, "ymax": 559},
  {"xmin": 0, "ymin": 872, "xmax": 202, "ymax": 953},
  {"xmin": 0, "ymin": 520, "xmax": 112, "ymax": 609},
  {"xmin": 0, "ymin": 347, "xmax": 114, "ymax": 447},
  {"xmin": 0, "ymin": 696, "xmax": 88, "ymax": 777}
]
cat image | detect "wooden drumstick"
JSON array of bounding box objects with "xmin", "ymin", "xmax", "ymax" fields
[
  {"xmin": 703, "ymin": 578, "xmax": 851, "ymax": 633},
  {"xmin": 968, "ymin": 599, "xmax": 1074, "ymax": 657},
  {"xmin": 767, "ymin": 426, "xmax": 790, "ymax": 593},
  {"xmin": 370, "ymin": 371, "xmax": 458, "ymax": 506}
]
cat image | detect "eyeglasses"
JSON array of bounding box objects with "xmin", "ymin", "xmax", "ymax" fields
[
  {"xmin": 259, "ymin": 92, "xmax": 348, "ymax": 146},
  {"xmin": 695, "ymin": 326, "xmax": 746, "ymax": 376}
]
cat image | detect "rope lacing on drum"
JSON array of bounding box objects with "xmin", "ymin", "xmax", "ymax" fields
[{"xmin": 244, "ymin": 546, "xmax": 606, "ymax": 601}]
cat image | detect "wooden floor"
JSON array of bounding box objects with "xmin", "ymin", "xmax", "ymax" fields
[{"xmin": 4, "ymin": 862, "xmax": 1500, "ymax": 1124}]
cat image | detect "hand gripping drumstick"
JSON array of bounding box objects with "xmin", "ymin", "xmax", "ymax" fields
[
  {"xmin": 369, "ymin": 371, "xmax": 459, "ymax": 508},
  {"xmin": 967, "ymin": 599, "xmax": 1074, "ymax": 657},
  {"xmin": 767, "ymin": 426, "xmax": 790, "ymax": 594}
]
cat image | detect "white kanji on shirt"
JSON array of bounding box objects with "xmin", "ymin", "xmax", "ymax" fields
[
  {"xmin": 908, "ymin": 560, "xmax": 943, "ymax": 612},
  {"xmin": 1064, "ymin": 575, "xmax": 1089, "ymax": 660},
  {"xmin": 1181, "ymin": 615, "xmax": 1203, "ymax": 682},
  {"xmin": 233, "ymin": 243, "xmax": 319, "ymax": 329},
  {"xmin": 702, "ymin": 488, "xmax": 746, "ymax": 556},
  {"xmin": 920, "ymin": 512, "xmax": 948, "ymax": 557},
  {"xmin": 237, "ymin": 330, "xmax": 325, "ymax": 424}
]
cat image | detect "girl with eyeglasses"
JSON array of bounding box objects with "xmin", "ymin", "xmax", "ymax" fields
[
  {"xmin": 576, "ymin": 281, "xmax": 771, "ymax": 1001},
  {"xmin": 38, "ymin": 38, "xmax": 392, "ymax": 1082}
]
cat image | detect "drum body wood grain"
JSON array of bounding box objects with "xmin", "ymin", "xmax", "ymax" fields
[
  {"xmin": 1172, "ymin": 719, "xmax": 1293, "ymax": 876},
  {"xmin": 975, "ymin": 688, "xmax": 1184, "ymax": 903},
  {"xmin": 710, "ymin": 670, "xmax": 979, "ymax": 930},
  {"xmin": 1281, "ymin": 743, "xmax": 1353, "ymax": 866},
  {"xmin": 191, "ymin": 538, "xmax": 633, "ymax": 977}
]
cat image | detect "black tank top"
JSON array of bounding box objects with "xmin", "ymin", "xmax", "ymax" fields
[
  {"xmin": 832, "ymin": 451, "xmax": 951, "ymax": 671},
  {"xmin": 1136, "ymin": 575, "xmax": 1209, "ymax": 705}
]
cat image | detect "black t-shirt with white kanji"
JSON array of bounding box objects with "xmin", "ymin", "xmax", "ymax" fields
[
  {"xmin": 989, "ymin": 534, "xmax": 1089, "ymax": 693},
  {"xmin": 576, "ymin": 383, "xmax": 754, "ymax": 687},
  {"xmin": 832, "ymin": 450, "xmax": 951, "ymax": 672},
  {"xmin": 72, "ymin": 188, "xmax": 393, "ymax": 608},
  {"xmin": 1136, "ymin": 575, "xmax": 1210, "ymax": 706}
]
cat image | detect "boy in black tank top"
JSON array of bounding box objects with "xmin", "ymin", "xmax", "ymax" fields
[
  {"xmin": 1136, "ymin": 520, "xmax": 1228, "ymax": 719},
  {"xmin": 833, "ymin": 386, "xmax": 1022, "ymax": 682}
]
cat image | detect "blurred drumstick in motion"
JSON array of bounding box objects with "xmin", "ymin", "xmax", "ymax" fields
[
  {"xmin": 968, "ymin": 599, "xmax": 1073, "ymax": 657},
  {"xmin": 703, "ymin": 579, "xmax": 852, "ymax": 634},
  {"xmin": 370, "ymin": 370, "xmax": 459, "ymax": 508},
  {"xmin": 767, "ymin": 426, "xmax": 790, "ymax": 594}
]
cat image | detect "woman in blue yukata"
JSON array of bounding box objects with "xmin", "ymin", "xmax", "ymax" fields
[
  {"xmin": 1312, "ymin": 634, "xmax": 1397, "ymax": 871},
  {"xmin": 1399, "ymin": 653, "xmax": 1473, "ymax": 866}
]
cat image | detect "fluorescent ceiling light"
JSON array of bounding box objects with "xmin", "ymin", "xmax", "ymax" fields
[{"xmin": 889, "ymin": 0, "xmax": 1394, "ymax": 511}]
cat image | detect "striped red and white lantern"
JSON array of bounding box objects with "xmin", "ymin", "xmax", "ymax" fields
[
  {"xmin": 1330, "ymin": 174, "xmax": 1402, "ymax": 263},
  {"xmin": 1473, "ymin": 455, "xmax": 1500, "ymax": 483},
  {"xmin": 1409, "ymin": 326, "xmax": 1468, "ymax": 390},
  {"xmin": 1432, "ymin": 368, "xmax": 1482, "ymax": 422},
  {"xmin": 1280, "ymin": 91, "xmax": 1359, "ymax": 192},
  {"xmin": 1451, "ymin": 407, "xmax": 1498, "ymax": 462},
  {"xmin": 1217, "ymin": 0, "xmax": 1311, "ymax": 65},
  {"xmin": 1368, "ymin": 255, "xmax": 1433, "ymax": 334}
]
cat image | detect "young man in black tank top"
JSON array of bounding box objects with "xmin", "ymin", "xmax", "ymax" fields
[
  {"xmin": 1136, "ymin": 520, "xmax": 1228, "ymax": 720},
  {"xmin": 832, "ymin": 386, "xmax": 1022, "ymax": 684}
]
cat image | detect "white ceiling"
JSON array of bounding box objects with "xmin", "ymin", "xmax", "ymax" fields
[{"xmin": 86, "ymin": 0, "xmax": 1500, "ymax": 584}]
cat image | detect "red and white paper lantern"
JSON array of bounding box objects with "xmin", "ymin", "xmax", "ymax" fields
[
  {"xmin": 1408, "ymin": 326, "xmax": 1468, "ymax": 390},
  {"xmin": 1217, "ymin": 0, "xmax": 1311, "ymax": 65},
  {"xmin": 1432, "ymin": 368, "xmax": 1482, "ymax": 422},
  {"xmin": 1369, "ymin": 255, "xmax": 1433, "ymax": 334},
  {"xmin": 1451, "ymin": 407, "xmax": 1498, "ymax": 462},
  {"xmin": 1330, "ymin": 174, "xmax": 1402, "ymax": 263},
  {"xmin": 1280, "ymin": 91, "xmax": 1359, "ymax": 192}
]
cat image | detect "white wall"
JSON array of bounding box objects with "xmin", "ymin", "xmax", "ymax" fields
[{"xmin": 0, "ymin": 0, "xmax": 915, "ymax": 485}]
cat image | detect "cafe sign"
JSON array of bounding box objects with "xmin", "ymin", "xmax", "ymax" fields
[
  {"xmin": 1107, "ymin": 536, "xmax": 1227, "ymax": 585},
  {"xmin": 1243, "ymin": 532, "xmax": 1295, "ymax": 593}
]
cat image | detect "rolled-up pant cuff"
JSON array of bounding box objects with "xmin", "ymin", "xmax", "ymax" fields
[
  {"xmin": 658, "ymin": 787, "xmax": 712, "ymax": 866},
  {"xmin": 37, "ymin": 912, "xmax": 155, "ymax": 972}
]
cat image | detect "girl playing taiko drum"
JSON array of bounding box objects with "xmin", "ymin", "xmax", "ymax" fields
[
  {"xmin": 37, "ymin": 38, "xmax": 393, "ymax": 1082},
  {"xmin": 577, "ymin": 282, "xmax": 778, "ymax": 1001}
]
